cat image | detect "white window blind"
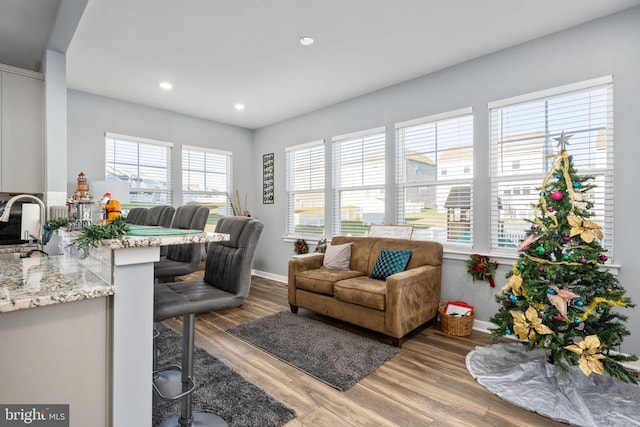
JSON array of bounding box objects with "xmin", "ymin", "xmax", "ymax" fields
[
  {"xmin": 182, "ymin": 145, "xmax": 232, "ymax": 230},
  {"xmin": 285, "ymin": 140, "xmax": 325, "ymax": 237},
  {"xmin": 489, "ymin": 76, "xmax": 614, "ymax": 256},
  {"xmin": 332, "ymin": 128, "xmax": 386, "ymax": 236},
  {"xmin": 396, "ymin": 108, "xmax": 473, "ymax": 246},
  {"xmin": 105, "ymin": 133, "xmax": 173, "ymax": 206}
]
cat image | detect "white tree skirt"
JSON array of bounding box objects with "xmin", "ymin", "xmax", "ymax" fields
[{"xmin": 466, "ymin": 343, "xmax": 640, "ymax": 427}]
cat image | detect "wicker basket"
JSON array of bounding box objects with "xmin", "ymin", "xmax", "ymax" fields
[{"xmin": 438, "ymin": 306, "xmax": 474, "ymax": 336}]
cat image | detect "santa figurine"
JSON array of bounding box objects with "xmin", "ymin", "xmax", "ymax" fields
[{"xmin": 100, "ymin": 192, "xmax": 122, "ymax": 221}]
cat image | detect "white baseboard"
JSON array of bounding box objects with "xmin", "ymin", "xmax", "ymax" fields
[
  {"xmin": 252, "ymin": 269, "xmax": 287, "ymax": 284},
  {"xmin": 613, "ymin": 353, "xmax": 640, "ymax": 373},
  {"xmin": 472, "ymin": 319, "xmax": 495, "ymax": 334}
]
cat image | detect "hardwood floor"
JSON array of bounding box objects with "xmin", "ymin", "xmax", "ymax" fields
[{"xmin": 164, "ymin": 275, "xmax": 567, "ymax": 426}]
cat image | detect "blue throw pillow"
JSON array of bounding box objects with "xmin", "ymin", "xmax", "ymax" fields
[{"xmin": 369, "ymin": 248, "xmax": 413, "ymax": 280}]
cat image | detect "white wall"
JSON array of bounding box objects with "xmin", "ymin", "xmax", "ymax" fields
[
  {"xmin": 252, "ymin": 7, "xmax": 640, "ymax": 355},
  {"xmin": 43, "ymin": 50, "xmax": 67, "ymax": 196},
  {"xmin": 67, "ymin": 90, "xmax": 254, "ymax": 206}
]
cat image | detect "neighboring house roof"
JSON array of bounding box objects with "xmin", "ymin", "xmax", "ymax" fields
[{"xmin": 444, "ymin": 185, "xmax": 471, "ymax": 209}]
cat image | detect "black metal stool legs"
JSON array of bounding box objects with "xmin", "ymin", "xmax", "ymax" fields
[
  {"xmin": 153, "ymin": 324, "xmax": 160, "ymax": 371},
  {"xmin": 179, "ymin": 314, "xmax": 196, "ymax": 425},
  {"xmin": 153, "ymin": 323, "xmax": 190, "ymax": 401},
  {"xmin": 156, "ymin": 314, "xmax": 228, "ymax": 427}
]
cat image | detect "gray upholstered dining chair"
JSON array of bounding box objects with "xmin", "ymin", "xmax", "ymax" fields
[
  {"xmin": 143, "ymin": 205, "xmax": 176, "ymax": 259},
  {"xmin": 154, "ymin": 205, "xmax": 210, "ymax": 279},
  {"xmin": 144, "ymin": 205, "xmax": 175, "ymax": 228},
  {"xmin": 152, "ymin": 215, "xmax": 263, "ymax": 426},
  {"xmin": 125, "ymin": 207, "xmax": 148, "ymax": 225}
]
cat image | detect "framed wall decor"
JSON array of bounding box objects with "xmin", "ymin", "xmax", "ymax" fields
[{"xmin": 263, "ymin": 153, "xmax": 274, "ymax": 204}]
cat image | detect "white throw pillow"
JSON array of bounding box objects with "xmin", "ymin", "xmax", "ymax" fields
[{"xmin": 323, "ymin": 243, "xmax": 352, "ymax": 270}]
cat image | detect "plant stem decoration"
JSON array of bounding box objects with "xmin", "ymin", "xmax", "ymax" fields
[
  {"xmin": 466, "ymin": 253, "xmax": 499, "ymax": 287},
  {"xmin": 72, "ymin": 217, "xmax": 130, "ymax": 259},
  {"xmin": 293, "ymin": 238, "xmax": 308, "ymax": 255},
  {"xmin": 43, "ymin": 217, "xmax": 69, "ymax": 233},
  {"xmin": 43, "ymin": 217, "xmax": 70, "ymax": 245}
]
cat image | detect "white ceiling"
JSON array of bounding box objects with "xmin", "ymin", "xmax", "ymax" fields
[{"xmin": 4, "ymin": 1, "xmax": 640, "ymax": 130}]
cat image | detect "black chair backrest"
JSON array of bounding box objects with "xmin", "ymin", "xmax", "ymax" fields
[
  {"xmin": 204, "ymin": 216, "xmax": 264, "ymax": 299},
  {"xmin": 144, "ymin": 205, "xmax": 175, "ymax": 228},
  {"xmin": 170, "ymin": 205, "xmax": 210, "ymax": 230},
  {"xmin": 165, "ymin": 205, "xmax": 210, "ymax": 263},
  {"xmin": 125, "ymin": 207, "xmax": 148, "ymax": 225}
]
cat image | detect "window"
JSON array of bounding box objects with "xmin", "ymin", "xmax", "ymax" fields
[
  {"xmin": 285, "ymin": 141, "xmax": 325, "ymax": 237},
  {"xmin": 396, "ymin": 108, "xmax": 474, "ymax": 245},
  {"xmin": 182, "ymin": 146, "xmax": 232, "ymax": 231},
  {"xmin": 489, "ymin": 76, "xmax": 614, "ymax": 255},
  {"xmin": 333, "ymin": 128, "xmax": 386, "ymax": 236},
  {"xmin": 105, "ymin": 133, "xmax": 172, "ymax": 208}
]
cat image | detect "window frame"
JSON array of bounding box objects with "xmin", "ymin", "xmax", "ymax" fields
[
  {"xmin": 105, "ymin": 132, "xmax": 173, "ymax": 207},
  {"xmin": 395, "ymin": 107, "xmax": 474, "ymax": 249},
  {"xmin": 488, "ymin": 75, "xmax": 614, "ymax": 258},
  {"xmin": 285, "ymin": 140, "xmax": 326, "ymax": 239},
  {"xmin": 332, "ymin": 127, "xmax": 386, "ymax": 237},
  {"xmin": 182, "ymin": 145, "xmax": 233, "ymax": 230}
]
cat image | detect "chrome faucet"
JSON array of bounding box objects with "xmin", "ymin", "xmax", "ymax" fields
[{"xmin": 0, "ymin": 194, "xmax": 47, "ymax": 251}]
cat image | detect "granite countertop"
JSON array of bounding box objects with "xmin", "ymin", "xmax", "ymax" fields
[
  {"xmin": 0, "ymin": 244, "xmax": 38, "ymax": 255},
  {"xmin": 55, "ymin": 228, "xmax": 230, "ymax": 250},
  {"xmin": 0, "ymin": 230, "xmax": 229, "ymax": 314},
  {"xmin": 0, "ymin": 254, "xmax": 114, "ymax": 313},
  {"xmin": 105, "ymin": 230, "xmax": 230, "ymax": 249}
]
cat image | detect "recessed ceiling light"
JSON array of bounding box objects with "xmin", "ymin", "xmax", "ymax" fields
[
  {"xmin": 234, "ymin": 103, "xmax": 245, "ymax": 111},
  {"xmin": 159, "ymin": 81, "xmax": 173, "ymax": 90},
  {"xmin": 299, "ymin": 36, "xmax": 314, "ymax": 46}
]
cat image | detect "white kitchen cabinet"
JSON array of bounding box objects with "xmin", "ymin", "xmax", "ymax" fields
[
  {"xmin": 0, "ymin": 297, "xmax": 109, "ymax": 427},
  {"xmin": 0, "ymin": 64, "xmax": 44, "ymax": 193}
]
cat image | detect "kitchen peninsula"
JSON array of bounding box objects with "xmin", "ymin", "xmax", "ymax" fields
[{"xmin": 0, "ymin": 230, "xmax": 229, "ymax": 427}]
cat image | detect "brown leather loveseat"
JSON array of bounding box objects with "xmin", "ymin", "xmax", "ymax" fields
[{"xmin": 288, "ymin": 236, "xmax": 443, "ymax": 346}]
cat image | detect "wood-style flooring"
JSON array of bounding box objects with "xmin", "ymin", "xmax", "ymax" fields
[{"xmin": 163, "ymin": 274, "xmax": 567, "ymax": 426}]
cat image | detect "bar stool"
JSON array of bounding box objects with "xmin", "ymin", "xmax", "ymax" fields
[
  {"xmin": 125, "ymin": 207, "xmax": 148, "ymax": 224},
  {"xmin": 154, "ymin": 205, "xmax": 210, "ymax": 280},
  {"xmin": 152, "ymin": 205, "xmax": 210, "ymax": 373},
  {"xmin": 153, "ymin": 216, "xmax": 263, "ymax": 427},
  {"xmin": 153, "ymin": 295, "xmax": 227, "ymax": 427},
  {"xmin": 145, "ymin": 205, "xmax": 176, "ymax": 258},
  {"xmin": 145, "ymin": 205, "xmax": 175, "ymax": 228}
]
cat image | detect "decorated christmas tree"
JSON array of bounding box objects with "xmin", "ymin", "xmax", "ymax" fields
[{"xmin": 490, "ymin": 132, "xmax": 637, "ymax": 383}]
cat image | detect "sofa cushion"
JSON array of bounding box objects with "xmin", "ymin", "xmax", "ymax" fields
[
  {"xmin": 369, "ymin": 248, "xmax": 412, "ymax": 280},
  {"xmin": 296, "ymin": 268, "xmax": 363, "ymax": 295},
  {"xmin": 331, "ymin": 236, "xmax": 377, "ymax": 274},
  {"xmin": 331, "ymin": 236, "xmax": 443, "ymax": 276},
  {"xmin": 323, "ymin": 243, "xmax": 352, "ymax": 270},
  {"xmin": 368, "ymin": 238, "xmax": 442, "ymax": 272},
  {"xmin": 334, "ymin": 277, "xmax": 386, "ymax": 311}
]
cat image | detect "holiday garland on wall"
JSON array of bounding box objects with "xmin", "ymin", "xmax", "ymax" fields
[
  {"xmin": 466, "ymin": 254, "xmax": 499, "ymax": 287},
  {"xmin": 293, "ymin": 239, "xmax": 308, "ymax": 255},
  {"xmin": 490, "ymin": 132, "xmax": 637, "ymax": 383}
]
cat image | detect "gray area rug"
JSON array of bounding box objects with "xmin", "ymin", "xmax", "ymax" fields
[
  {"xmin": 153, "ymin": 324, "xmax": 295, "ymax": 427},
  {"xmin": 226, "ymin": 311, "xmax": 399, "ymax": 390},
  {"xmin": 466, "ymin": 343, "xmax": 640, "ymax": 427}
]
